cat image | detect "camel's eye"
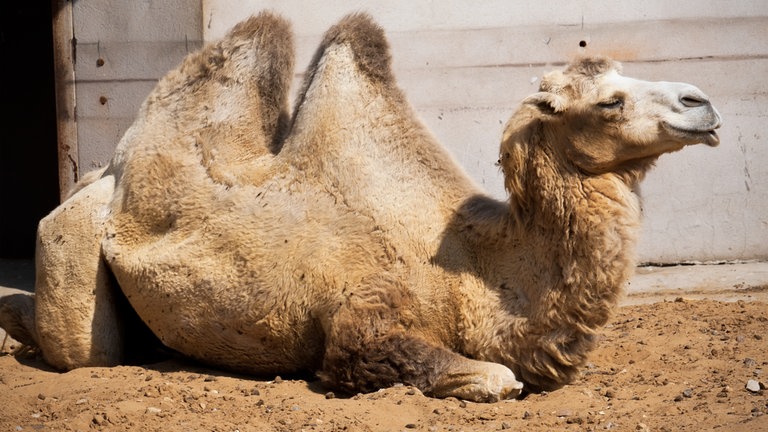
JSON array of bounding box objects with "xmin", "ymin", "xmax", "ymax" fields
[{"xmin": 597, "ymin": 98, "xmax": 624, "ymax": 109}]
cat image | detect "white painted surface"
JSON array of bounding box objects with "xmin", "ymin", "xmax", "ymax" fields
[
  {"xmin": 69, "ymin": 1, "xmax": 768, "ymax": 264},
  {"xmin": 71, "ymin": 0, "xmax": 202, "ymax": 172}
]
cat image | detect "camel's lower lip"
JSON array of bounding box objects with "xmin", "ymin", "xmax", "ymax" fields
[{"xmin": 663, "ymin": 123, "xmax": 721, "ymax": 147}]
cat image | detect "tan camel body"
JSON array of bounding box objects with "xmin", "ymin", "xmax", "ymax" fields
[{"xmin": 0, "ymin": 12, "xmax": 721, "ymax": 402}]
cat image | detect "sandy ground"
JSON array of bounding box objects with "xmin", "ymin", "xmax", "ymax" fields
[
  {"xmin": 1, "ymin": 297, "xmax": 767, "ymax": 432},
  {"xmin": 1, "ymin": 261, "xmax": 767, "ymax": 431}
]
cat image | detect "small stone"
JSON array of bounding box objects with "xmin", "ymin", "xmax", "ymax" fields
[
  {"xmin": 432, "ymin": 408, "xmax": 442, "ymax": 415},
  {"xmin": 636, "ymin": 423, "xmax": 650, "ymax": 432},
  {"xmin": 76, "ymin": 398, "xmax": 88, "ymax": 405},
  {"xmin": 674, "ymin": 395, "xmax": 684, "ymax": 402},
  {"xmin": 458, "ymin": 400, "xmax": 468, "ymax": 408},
  {"xmin": 145, "ymin": 407, "xmax": 162, "ymax": 415},
  {"xmin": 145, "ymin": 375, "xmax": 153, "ymax": 381},
  {"xmin": 37, "ymin": 393, "xmax": 46, "ymax": 400},
  {"xmin": 405, "ymin": 388, "xmax": 417, "ymax": 395},
  {"xmin": 522, "ymin": 411, "xmax": 532, "ymax": 419},
  {"xmin": 746, "ymin": 380, "xmax": 762, "ymax": 393},
  {"xmin": 556, "ymin": 409, "xmax": 573, "ymax": 417},
  {"xmin": 325, "ymin": 392, "xmax": 335, "ymax": 399},
  {"xmin": 501, "ymin": 421, "xmax": 512, "ymax": 429},
  {"xmin": 291, "ymin": 405, "xmax": 301, "ymax": 411},
  {"xmin": 682, "ymin": 388, "xmax": 693, "ymax": 398},
  {"xmin": 744, "ymin": 358, "xmax": 758, "ymax": 368},
  {"xmin": 92, "ymin": 414, "xmax": 106, "ymax": 425},
  {"xmin": 204, "ymin": 375, "xmax": 217, "ymax": 382},
  {"xmin": 250, "ymin": 388, "xmax": 260, "ymax": 396},
  {"xmin": 405, "ymin": 423, "xmax": 417, "ymax": 429},
  {"xmin": 273, "ymin": 376, "xmax": 283, "ymax": 384}
]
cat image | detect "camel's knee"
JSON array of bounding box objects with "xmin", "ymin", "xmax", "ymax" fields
[
  {"xmin": 321, "ymin": 320, "xmax": 523, "ymax": 402},
  {"xmin": 34, "ymin": 175, "xmax": 124, "ymax": 369},
  {"xmin": 320, "ymin": 324, "xmax": 451, "ymax": 395}
]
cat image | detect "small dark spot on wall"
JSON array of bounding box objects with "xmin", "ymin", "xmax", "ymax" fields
[
  {"xmin": 579, "ymin": 40, "xmax": 588, "ymax": 48},
  {"xmin": 99, "ymin": 96, "xmax": 108, "ymax": 105},
  {"xmin": 96, "ymin": 58, "xmax": 105, "ymax": 67}
]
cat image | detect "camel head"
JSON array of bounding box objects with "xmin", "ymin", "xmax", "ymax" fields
[{"xmin": 504, "ymin": 57, "xmax": 721, "ymax": 177}]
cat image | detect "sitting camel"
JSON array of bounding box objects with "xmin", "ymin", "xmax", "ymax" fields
[{"xmin": 0, "ymin": 12, "xmax": 721, "ymax": 402}]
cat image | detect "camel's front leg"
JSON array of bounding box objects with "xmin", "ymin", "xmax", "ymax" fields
[{"xmin": 319, "ymin": 281, "xmax": 523, "ymax": 402}]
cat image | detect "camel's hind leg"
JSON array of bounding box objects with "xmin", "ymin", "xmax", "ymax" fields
[
  {"xmin": 34, "ymin": 174, "xmax": 123, "ymax": 370},
  {"xmin": 319, "ymin": 278, "xmax": 523, "ymax": 402}
]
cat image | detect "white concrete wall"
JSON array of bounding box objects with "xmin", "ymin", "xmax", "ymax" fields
[
  {"xmin": 69, "ymin": 1, "xmax": 768, "ymax": 264},
  {"xmin": 71, "ymin": 0, "xmax": 202, "ymax": 172}
]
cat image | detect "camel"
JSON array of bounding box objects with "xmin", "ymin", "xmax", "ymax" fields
[{"xmin": 0, "ymin": 12, "xmax": 721, "ymax": 402}]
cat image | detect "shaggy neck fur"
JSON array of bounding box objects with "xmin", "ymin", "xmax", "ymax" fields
[{"xmin": 453, "ymin": 105, "xmax": 650, "ymax": 391}]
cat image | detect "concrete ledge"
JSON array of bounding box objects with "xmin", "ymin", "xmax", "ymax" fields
[{"xmin": 624, "ymin": 261, "xmax": 768, "ymax": 305}]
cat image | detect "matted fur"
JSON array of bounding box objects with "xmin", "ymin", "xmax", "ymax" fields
[{"xmin": 0, "ymin": 12, "xmax": 721, "ymax": 402}]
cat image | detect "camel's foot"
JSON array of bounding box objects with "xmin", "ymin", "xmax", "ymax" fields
[{"xmin": 429, "ymin": 360, "xmax": 523, "ymax": 402}]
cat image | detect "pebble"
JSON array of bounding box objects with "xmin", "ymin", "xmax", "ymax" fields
[
  {"xmin": 405, "ymin": 423, "xmax": 417, "ymax": 429},
  {"xmin": 204, "ymin": 375, "xmax": 217, "ymax": 382},
  {"xmin": 500, "ymin": 421, "xmax": 512, "ymax": 429},
  {"xmin": 746, "ymin": 379, "xmax": 763, "ymax": 393},
  {"xmin": 325, "ymin": 392, "xmax": 335, "ymax": 400},
  {"xmin": 92, "ymin": 414, "xmax": 106, "ymax": 425},
  {"xmin": 250, "ymin": 388, "xmax": 261, "ymax": 396},
  {"xmin": 682, "ymin": 388, "xmax": 693, "ymax": 398},
  {"xmin": 145, "ymin": 407, "xmax": 162, "ymax": 415}
]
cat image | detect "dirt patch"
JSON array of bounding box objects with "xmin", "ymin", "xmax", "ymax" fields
[{"xmin": 1, "ymin": 299, "xmax": 767, "ymax": 431}]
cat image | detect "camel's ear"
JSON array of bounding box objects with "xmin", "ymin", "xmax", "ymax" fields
[{"xmin": 522, "ymin": 92, "xmax": 567, "ymax": 116}]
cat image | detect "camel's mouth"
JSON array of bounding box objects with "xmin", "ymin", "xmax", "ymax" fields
[{"xmin": 662, "ymin": 122, "xmax": 721, "ymax": 147}]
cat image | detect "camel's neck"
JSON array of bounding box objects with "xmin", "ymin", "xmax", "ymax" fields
[
  {"xmin": 450, "ymin": 163, "xmax": 643, "ymax": 390},
  {"xmin": 457, "ymin": 169, "xmax": 641, "ymax": 326},
  {"xmin": 524, "ymin": 171, "xmax": 641, "ymax": 327}
]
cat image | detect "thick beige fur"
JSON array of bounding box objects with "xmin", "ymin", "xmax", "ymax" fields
[{"xmin": 0, "ymin": 12, "xmax": 721, "ymax": 402}]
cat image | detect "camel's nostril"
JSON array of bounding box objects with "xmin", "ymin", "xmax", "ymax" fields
[{"xmin": 680, "ymin": 94, "xmax": 708, "ymax": 108}]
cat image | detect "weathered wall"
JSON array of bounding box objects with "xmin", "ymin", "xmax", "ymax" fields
[
  {"xmin": 66, "ymin": 1, "xmax": 768, "ymax": 264},
  {"xmin": 70, "ymin": 0, "xmax": 202, "ymax": 172}
]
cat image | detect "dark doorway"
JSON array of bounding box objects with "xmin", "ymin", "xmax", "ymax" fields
[{"xmin": 0, "ymin": 2, "xmax": 60, "ymax": 259}]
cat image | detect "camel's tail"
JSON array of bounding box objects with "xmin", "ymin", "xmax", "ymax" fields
[{"xmin": 0, "ymin": 293, "xmax": 39, "ymax": 352}]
